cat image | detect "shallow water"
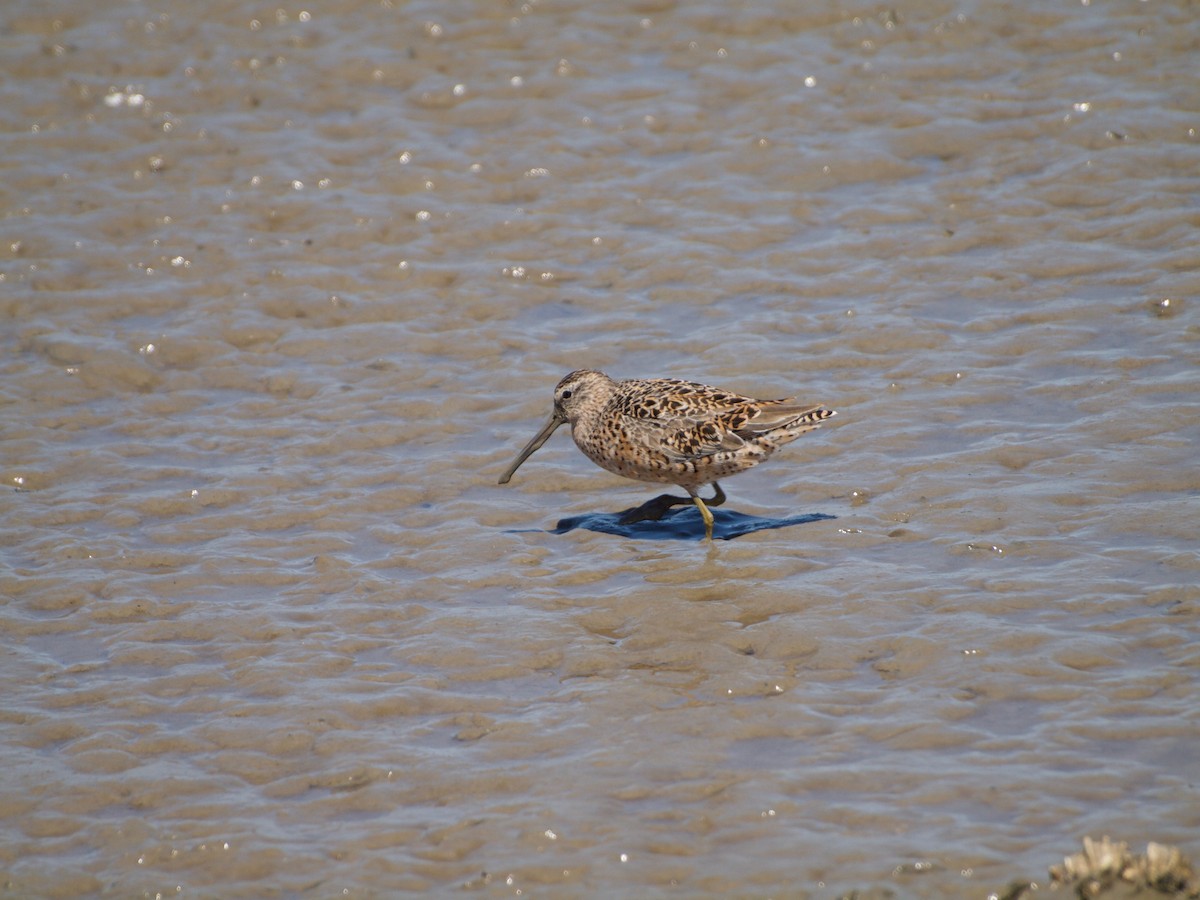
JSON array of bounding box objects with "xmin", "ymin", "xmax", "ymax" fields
[{"xmin": 2, "ymin": 0, "xmax": 1198, "ymax": 896}]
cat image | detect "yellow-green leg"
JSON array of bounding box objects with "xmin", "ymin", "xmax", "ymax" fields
[
  {"xmin": 690, "ymin": 492, "xmax": 715, "ymax": 541},
  {"xmin": 618, "ymin": 482, "xmax": 725, "ymax": 528},
  {"xmin": 617, "ymin": 483, "xmax": 725, "ymax": 538},
  {"xmin": 688, "ymin": 482, "xmax": 724, "ymax": 541}
]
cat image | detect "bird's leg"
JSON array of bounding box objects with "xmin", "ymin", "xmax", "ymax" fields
[
  {"xmin": 691, "ymin": 483, "xmax": 725, "ymax": 540},
  {"xmin": 617, "ymin": 483, "xmax": 725, "ymax": 538},
  {"xmin": 707, "ymin": 482, "xmax": 726, "ymax": 507},
  {"xmin": 689, "ymin": 490, "xmax": 715, "ymax": 541}
]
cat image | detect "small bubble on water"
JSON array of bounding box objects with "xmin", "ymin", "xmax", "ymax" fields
[
  {"xmin": 1149, "ymin": 297, "xmax": 1178, "ymax": 318},
  {"xmin": 967, "ymin": 542, "xmax": 1004, "ymax": 555}
]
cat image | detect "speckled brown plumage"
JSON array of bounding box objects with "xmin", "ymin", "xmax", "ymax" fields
[{"xmin": 499, "ymin": 369, "xmax": 837, "ymax": 539}]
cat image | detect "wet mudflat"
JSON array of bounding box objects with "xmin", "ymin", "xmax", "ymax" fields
[{"xmin": 2, "ymin": 0, "xmax": 1197, "ymax": 896}]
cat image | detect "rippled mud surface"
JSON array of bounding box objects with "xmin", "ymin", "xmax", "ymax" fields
[{"xmin": 2, "ymin": 0, "xmax": 1197, "ymax": 896}]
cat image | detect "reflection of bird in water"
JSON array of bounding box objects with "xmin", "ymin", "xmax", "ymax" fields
[{"xmin": 498, "ymin": 369, "xmax": 837, "ymax": 540}]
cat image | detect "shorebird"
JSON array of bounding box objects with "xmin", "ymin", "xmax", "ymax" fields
[{"xmin": 498, "ymin": 369, "xmax": 836, "ymax": 540}]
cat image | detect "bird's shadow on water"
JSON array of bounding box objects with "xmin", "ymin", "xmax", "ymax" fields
[{"xmin": 547, "ymin": 507, "xmax": 837, "ymax": 541}]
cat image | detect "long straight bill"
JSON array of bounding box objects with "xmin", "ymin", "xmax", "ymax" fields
[{"xmin": 497, "ymin": 413, "xmax": 566, "ymax": 484}]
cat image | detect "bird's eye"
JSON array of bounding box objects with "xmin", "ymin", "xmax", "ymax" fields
[{"xmin": 561, "ymin": 389, "xmax": 573, "ymax": 400}]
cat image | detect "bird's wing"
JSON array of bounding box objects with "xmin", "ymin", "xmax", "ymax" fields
[
  {"xmin": 733, "ymin": 400, "xmax": 828, "ymax": 435},
  {"xmin": 657, "ymin": 398, "xmax": 830, "ymax": 460},
  {"xmin": 617, "ymin": 380, "xmax": 760, "ymax": 460}
]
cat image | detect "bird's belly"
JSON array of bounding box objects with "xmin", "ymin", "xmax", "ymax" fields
[{"xmin": 576, "ymin": 434, "xmax": 763, "ymax": 489}]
